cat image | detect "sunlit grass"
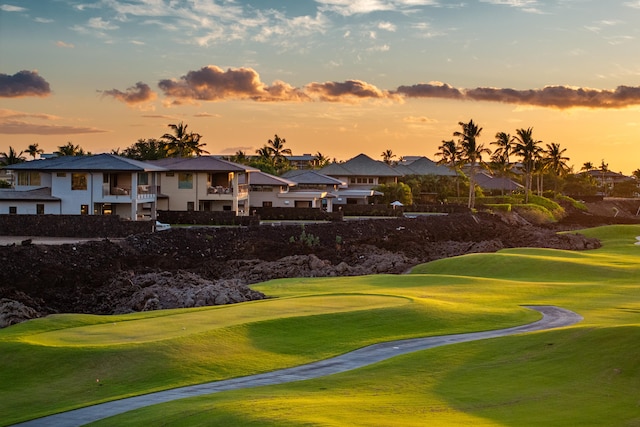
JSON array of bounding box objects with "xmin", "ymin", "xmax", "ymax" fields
[{"xmin": 1, "ymin": 225, "xmax": 639, "ymax": 426}]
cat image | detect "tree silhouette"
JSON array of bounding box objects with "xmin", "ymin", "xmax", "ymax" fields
[
  {"xmin": 454, "ymin": 119, "xmax": 489, "ymax": 208},
  {"xmin": 162, "ymin": 122, "xmax": 208, "ymax": 157},
  {"xmin": 312, "ymin": 152, "xmax": 329, "ymax": 169},
  {"xmin": 55, "ymin": 142, "xmax": 87, "ymax": 156},
  {"xmin": 0, "ymin": 147, "xmax": 26, "ymax": 166},
  {"xmin": 513, "ymin": 128, "xmax": 542, "ymax": 203},
  {"xmin": 435, "ymin": 139, "xmax": 462, "ymax": 197},
  {"xmin": 381, "ymin": 149, "xmax": 396, "ymax": 165},
  {"xmin": 25, "ymin": 143, "xmax": 44, "ymax": 160},
  {"xmin": 122, "ymin": 139, "xmax": 169, "ymax": 160},
  {"xmin": 545, "ymin": 142, "xmax": 570, "ymax": 193}
]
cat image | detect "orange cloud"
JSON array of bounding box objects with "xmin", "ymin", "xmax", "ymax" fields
[
  {"xmin": 158, "ymin": 66, "xmax": 308, "ymax": 103},
  {"xmin": 465, "ymin": 85, "xmax": 640, "ymax": 109},
  {"xmin": 304, "ymin": 79, "xmax": 400, "ymax": 102},
  {"xmin": 0, "ymin": 70, "xmax": 51, "ymax": 98},
  {"xmin": 397, "ymin": 81, "xmax": 640, "ymax": 109},
  {"xmin": 101, "ymin": 82, "xmax": 157, "ymax": 104}
]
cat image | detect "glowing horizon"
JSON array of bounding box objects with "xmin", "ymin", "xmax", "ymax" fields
[{"xmin": 1, "ymin": 1, "xmax": 639, "ymax": 174}]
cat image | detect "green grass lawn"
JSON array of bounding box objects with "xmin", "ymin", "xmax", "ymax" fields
[{"xmin": 1, "ymin": 225, "xmax": 639, "ymax": 426}]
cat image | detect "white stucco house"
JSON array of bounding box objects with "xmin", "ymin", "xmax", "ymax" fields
[{"xmin": 0, "ymin": 154, "xmax": 166, "ymax": 220}]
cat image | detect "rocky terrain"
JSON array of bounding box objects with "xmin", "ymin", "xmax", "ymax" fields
[{"xmin": 1, "ymin": 200, "xmax": 638, "ymax": 328}]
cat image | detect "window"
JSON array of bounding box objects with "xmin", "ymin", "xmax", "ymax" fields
[
  {"xmin": 80, "ymin": 204, "xmax": 89, "ymax": 215},
  {"xmin": 57, "ymin": 172, "xmax": 66, "ymax": 177},
  {"xmin": 17, "ymin": 171, "xmax": 40, "ymax": 186},
  {"xmin": 187, "ymin": 201, "xmax": 195, "ymax": 211},
  {"xmin": 9, "ymin": 206, "xmax": 17, "ymax": 214},
  {"xmin": 166, "ymin": 172, "xmax": 174, "ymax": 177},
  {"xmin": 72, "ymin": 173, "xmax": 87, "ymax": 190},
  {"xmin": 178, "ymin": 173, "xmax": 193, "ymax": 189},
  {"xmin": 36, "ymin": 204, "xmax": 44, "ymax": 215},
  {"xmin": 138, "ymin": 173, "xmax": 149, "ymax": 186},
  {"xmin": 262, "ymin": 201, "xmax": 273, "ymax": 207}
]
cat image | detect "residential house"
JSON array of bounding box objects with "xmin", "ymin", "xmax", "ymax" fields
[
  {"xmin": 1, "ymin": 154, "xmax": 166, "ymax": 220},
  {"xmin": 284, "ymin": 154, "xmax": 318, "ymax": 170},
  {"xmin": 393, "ymin": 156, "xmax": 457, "ymax": 177},
  {"xmin": 474, "ymin": 172, "xmax": 523, "ymax": 195},
  {"xmin": 319, "ymin": 154, "xmax": 399, "ymax": 204},
  {"xmin": 149, "ymin": 156, "xmax": 258, "ymax": 214},
  {"xmin": 243, "ymin": 171, "xmax": 296, "ymax": 210},
  {"xmin": 280, "ymin": 170, "xmax": 345, "ymax": 211}
]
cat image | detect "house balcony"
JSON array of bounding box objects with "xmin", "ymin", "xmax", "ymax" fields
[
  {"xmin": 205, "ymin": 184, "xmax": 249, "ymax": 199},
  {"xmin": 99, "ymin": 185, "xmax": 157, "ymax": 202}
]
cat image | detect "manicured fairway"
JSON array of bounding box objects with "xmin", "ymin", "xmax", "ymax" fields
[{"xmin": 1, "ymin": 225, "xmax": 639, "ymax": 426}]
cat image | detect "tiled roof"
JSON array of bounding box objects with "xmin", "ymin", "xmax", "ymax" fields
[
  {"xmin": 6, "ymin": 154, "xmax": 167, "ymax": 172},
  {"xmin": 244, "ymin": 171, "xmax": 295, "ymax": 186},
  {"xmin": 0, "ymin": 187, "xmax": 60, "ymax": 201},
  {"xmin": 474, "ymin": 172, "xmax": 523, "ymax": 191},
  {"xmin": 281, "ymin": 170, "xmax": 345, "ymax": 185},
  {"xmin": 149, "ymin": 156, "xmax": 259, "ymax": 172},
  {"xmin": 320, "ymin": 154, "xmax": 401, "ymax": 177},
  {"xmin": 395, "ymin": 157, "xmax": 457, "ymax": 176}
]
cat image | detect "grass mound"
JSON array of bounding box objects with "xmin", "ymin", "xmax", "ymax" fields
[{"xmin": 1, "ymin": 225, "xmax": 639, "ymax": 426}]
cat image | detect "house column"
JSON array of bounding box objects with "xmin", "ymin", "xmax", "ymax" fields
[
  {"xmin": 231, "ymin": 172, "xmax": 239, "ymax": 214},
  {"xmin": 130, "ymin": 172, "xmax": 138, "ymax": 220}
]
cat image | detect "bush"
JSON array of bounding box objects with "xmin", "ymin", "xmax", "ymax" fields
[
  {"xmin": 528, "ymin": 194, "xmax": 565, "ymax": 220},
  {"xmin": 484, "ymin": 204, "xmax": 512, "ymax": 213},
  {"xmin": 512, "ymin": 204, "xmax": 556, "ymax": 224}
]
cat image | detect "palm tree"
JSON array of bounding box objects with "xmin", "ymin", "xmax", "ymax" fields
[
  {"xmin": 122, "ymin": 138, "xmax": 169, "ymax": 160},
  {"xmin": 435, "ymin": 139, "xmax": 462, "ymax": 196},
  {"xmin": 545, "ymin": 142, "xmax": 570, "ymax": 193},
  {"xmin": 599, "ymin": 159, "xmax": 609, "ymax": 196},
  {"xmin": 381, "ymin": 149, "xmax": 396, "ymax": 165},
  {"xmin": 513, "ymin": 128, "xmax": 542, "ymax": 203},
  {"xmin": 453, "ymin": 119, "xmax": 490, "ymax": 209},
  {"xmin": 312, "ymin": 152, "xmax": 330, "ymax": 169},
  {"xmin": 0, "ymin": 147, "xmax": 26, "ymax": 166},
  {"xmin": 231, "ymin": 150, "xmax": 249, "ymax": 164},
  {"xmin": 25, "ymin": 143, "xmax": 44, "ymax": 160},
  {"xmin": 267, "ymin": 134, "xmax": 291, "ymax": 163},
  {"xmin": 162, "ymin": 122, "xmax": 207, "ymax": 157},
  {"xmin": 489, "ymin": 152, "xmax": 513, "ymax": 196},
  {"xmin": 491, "ymin": 132, "xmax": 514, "ymax": 164},
  {"xmin": 55, "ymin": 142, "xmax": 86, "ymax": 156},
  {"xmin": 581, "ymin": 162, "xmax": 595, "ymax": 172}
]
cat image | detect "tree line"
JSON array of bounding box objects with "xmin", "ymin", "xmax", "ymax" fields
[{"xmin": 2, "ymin": 120, "xmax": 639, "ymax": 202}]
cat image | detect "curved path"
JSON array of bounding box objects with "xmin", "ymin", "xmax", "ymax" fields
[{"xmin": 14, "ymin": 305, "xmax": 582, "ymax": 427}]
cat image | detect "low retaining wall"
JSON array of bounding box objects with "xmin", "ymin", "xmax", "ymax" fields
[
  {"xmin": 0, "ymin": 214, "xmax": 152, "ymax": 237},
  {"xmin": 157, "ymin": 210, "xmax": 259, "ymax": 226},
  {"xmin": 251, "ymin": 207, "xmax": 343, "ymax": 222}
]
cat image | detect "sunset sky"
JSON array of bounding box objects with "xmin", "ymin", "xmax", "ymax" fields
[{"xmin": 1, "ymin": 0, "xmax": 640, "ymax": 174}]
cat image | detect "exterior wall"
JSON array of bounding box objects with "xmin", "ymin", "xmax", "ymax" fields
[
  {"xmin": 159, "ymin": 171, "xmax": 247, "ymax": 213},
  {"xmin": 50, "ymin": 172, "xmax": 95, "ymax": 215},
  {"xmin": 249, "ymin": 187, "xmax": 288, "ymax": 208},
  {"xmin": 0, "ymin": 201, "xmax": 59, "ymax": 215}
]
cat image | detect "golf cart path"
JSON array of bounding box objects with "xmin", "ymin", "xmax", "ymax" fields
[{"xmin": 14, "ymin": 305, "xmax": 582, "ymax": 427}]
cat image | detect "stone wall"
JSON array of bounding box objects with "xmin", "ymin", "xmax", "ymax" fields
[
  {"xmin": 0, "ymin": 214, "xmax": 152, "ymax": 237},
  {"xmin": 157, "ymin": 210, "xmax": 259, "ymax": 226},
  {"xmin": 251, "ymin": 207, "xmax": 343, "ymax": 222}
]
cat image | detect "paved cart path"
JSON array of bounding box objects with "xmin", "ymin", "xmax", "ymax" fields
[{"xmin": 13, "ymin": 305, "xmax": 582, "ymax": 427}]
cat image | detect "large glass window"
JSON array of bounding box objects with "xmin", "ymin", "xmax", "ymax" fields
[
  {"xmin": 138, "ymin": 172, "xmax": 149, "ymax": 185},
  {"xmin": 17, "ymin": 171, "xmax": 40, "ymax": 186},
  {"xmin": 72, "ymin": 173, "xmax": 87, "ymax": 190},
  {"xmin": 178, "ymin": 173, "xmax": 193, "ymax": 189}
]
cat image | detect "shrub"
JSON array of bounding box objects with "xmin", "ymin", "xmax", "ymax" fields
[
  {"xmin": 484, "ymin": 204, "xmax": 512, "ymax": 213},
  {"xmin": 528, "ymin": 194, "xmax": 565, "ymax": 220},
  {"xmin": 512, "ymin": 204, "xmax": 556, "ymax": 224},
  {"xmin": 554, "ymin": 194, "xmax": 588, "ymax": 212}
]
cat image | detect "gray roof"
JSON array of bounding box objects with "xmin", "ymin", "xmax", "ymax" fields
[
  {"xmin": 475, "ymin": 172, "xmax": 523, "ymax": 191},
  {"xmin": 394, "ymin": 157, "xmax": 457, "ymax": 176},
  {"xmin": 281, "ymin": 170, "xmax": 345, "ymax": 186},
  {"xmin": 0, "ymin": 187, "xmax": 60, "ymax": 201},
  {"xmin": 320, "ymin": 154, "xmax": 401, "ymax": 177},
  {"xmin": 6, "ymin": 154, "xmax": 167, "ymax": 172},
  {"xmin": 150, "ymin": 156, "xmax": 258, "ymax": 173},
  {"xmin": 242, "ymin": 171, "xmax": 295, "ymax": 186}
]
